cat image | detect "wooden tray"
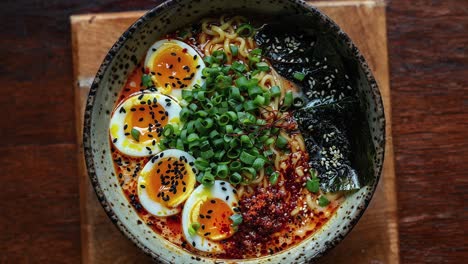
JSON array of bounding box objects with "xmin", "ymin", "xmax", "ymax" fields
[{"xmin": 71, "ymin": 1, "xmax": 399, "ymax": 263}]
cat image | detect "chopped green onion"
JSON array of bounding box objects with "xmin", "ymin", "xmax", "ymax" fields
[
  {"xmin": 252, "ymin": 158, "xmax": 265, "ymax": 171},
  {"xmin": 227, "ymin": 148, "xmax": 240, "ymax": 159},
  {"xmin": 293, "ymin": 71, "xmax": 306, "ymax": 81},
  {"xmin": 276, "ymin": 135, "xmax": 289, "ymax": 149},
  {"xmin": 229, "ymin": 86, "xmax": 242, "ymax": 101},
  {"xmin": 225, "ymin": 124, "xmax": 234, "ymax": 134},
  {"xmin": 230, "ymin": 172, "xmax": 242, "ymax": 184},
  {"xmin": 181, "ymin": 90, "xmax": 193, "ymax": 101},
  {"xmin": 180, "ymin": 108, "xmax": 191, "ymax": 121},
  {"xmin": 253, "ymin": 95, "xmax": 265, "ymax": 106},
  {"xmin": 243, "ymin": 100, "xmax": 256, "ymax": 112},
  {"xmin": 201, "ymin": 149, "xmax": 214, "ymax": 159},
  {"xmin": 187, "ymin": 133, "xmax": 199, "ymax": 142},
  {"xmin": 251, "ymin": 48, "xmax": 262, "ymax": 56},
  {"xmin": 240, "ymin": 135, "xmax": 252, "ymax": 147},
  {"xmin": 216, "ymin": 164, "xmax": 229, "ymax": 178},
  {"xmin": 176, "ymin": 139, "xmax": 184, "ymax": 150},
  {"xmin": 188, "ymin": 222, "xmax": 200, "ymax": 236},
  {"xmin": 240, "ymin": 151, "xmax": 256, "ymax": 165},
  {"xmin": 318, "ymin": 196, "xmax": 330, "ymax": 207},
  {"xmin": 194, "ymin": 158, "xmax": 209, "ymax": 170},
  {"xmin": 201, "ymin": 171, "xmax": 215, "ymax": 186},
  {"xmin": 230, "ymin": 44, "xmax": 239, "ymax": 57},
  {"xmin": 241, "ymin": 167, "xmax": 256, "ymax": 180},
  {"xmin": 142, "ymin": 74, "xmax": 153, "ymax": 87},
  {"xmin": 283, "ymin": 91, "xmax": 293, "ymax": 108},
  {"xmin": 231, "ymin": 61, "xmax": 246, "ymax": 73},
  {"xmin": 270, "ymin": 86, "xmax": 281, "ymax": 97},
  {"xmin": 209, "ymin": 130, "xmax": 219, "ymax": 138},
  {"xmin": 131, "ymin": 128, "xmax": 140, "ymax": 142},
  {"xmin": 306, "ymin": 178, "xmax": 320, "ymax": 193},
  {"xmin": 230, "ymin": 213, "xmax": 243, "ymax": 226},
  {"xmin": 230, "ymin": 161, "xmax": 242, "ymax": 172},
  {"xmin": 212, "ymin": 50, "xmax": 227, "ymax": 64},
  {"xmin": 163, "ymin": 124, "xmax": 174, "ymax": 137},
  {"xmin": 269, "ymin": 171, "xmax": 280, "ymax": 185},
  {"xmin": 265, "ymin": 137, "xmax": 275, "ymax": 146},
  {"xmin": 203, "ymin": 56, "xmax": 215, "ymax": 65},
  {"xmin": 255, "ymin": 62, "xmax": 270, "ymax": 72}
]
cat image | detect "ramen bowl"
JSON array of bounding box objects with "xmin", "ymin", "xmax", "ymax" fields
[{"xmin": 83, "ymin": 0, "xmax": 385, "ymax": 263}]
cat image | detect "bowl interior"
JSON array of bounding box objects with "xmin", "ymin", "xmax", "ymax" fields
[{"xmin": 83, "ymin": 0, "xmax": 385, "ymax": 263}]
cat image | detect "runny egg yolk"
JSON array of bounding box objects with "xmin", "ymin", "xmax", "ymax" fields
[
  {"xmin": 124, "ymin": 103, "xmax": 169, "ymax": 143},
  {"xmin": 144, "ymin": 157, "xmax": 195, "ymax": 208},
  {"xmin": 148, "ymin": 43, "xmax": 199, "ymax": 90},
  {"xmin": 192, "ymin": 198, "xmax": 235, "ymax": 241}
]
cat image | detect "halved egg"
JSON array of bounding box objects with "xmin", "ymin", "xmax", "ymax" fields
[
  {"xmin": 144, "ymin": 39, "xmax": 205, "ymax": 100},
  {"xmin": 109, "ymin": 93, "xmax": 181, "ymax": 157},
  {"xmin": 137, "ymin": 149, "xmax": 198, "ymax": 216},
  {"xmin": 182, "ymin": 180, "xmax": 239, "ymax": 252}
]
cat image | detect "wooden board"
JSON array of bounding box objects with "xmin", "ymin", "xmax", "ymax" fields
[{"xmin": 71, "ymin": 1, "xmax": 399, "ymax": 263}]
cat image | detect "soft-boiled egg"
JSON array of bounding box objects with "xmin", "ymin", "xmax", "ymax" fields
[
  {"xmin": 109, "ymin": 93, "xmax": 181, "ymax": 157},
  {"xmin": 137, "ymin": 149, "xmax": 198, "ymax": 216},
  {"xmin": 144, "ymin": 39, "xmax": 205, "ymax": 100},
  {"xmin": 182, "ymin": 180, "xmax": 239, "ymax": 252}
]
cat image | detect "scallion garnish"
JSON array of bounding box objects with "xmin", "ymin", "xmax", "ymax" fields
[
  {"xmin": 293, "ymin": 71, "xmax": 306, "ymax": 81},
  {"xmin": 142, "ymin": 74, "xmax": 153, "ymax": 87},
  {"xmin": 188, "ymin": 222, "xmax": 200, "ymax": 236},
  {"xmin": 306, "ymin": 178, "xmax": 320, "ymax": 193},
  {"xmin": 269, "ymin": 171, "xmax": 280, "ymax": 185},
  {"xmin": 230, "ymin": 213, "xmax": 243, "ymax": 226},
  {"xmin": 318, "ymin": 196, "xmax": 330, "ymax": 207},
  {"xmin": 230, "ymin": 44, "xmax": 239, "ymax": 57},
  {"xmin": 131, "ymin": 128, "xmax": 140, "ymax": 142}
]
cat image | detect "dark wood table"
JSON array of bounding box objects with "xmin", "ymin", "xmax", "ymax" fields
[{"xmin": 0, "ymin": 0, "xmax": 466, "ymax": 263}]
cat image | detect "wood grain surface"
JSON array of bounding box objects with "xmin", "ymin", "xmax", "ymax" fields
[
  {"xmin": 71, "ymin": 2, "xmax": 398, "ymax": 263},
  {"xmin": 0, "ymin": 0, "xmax": 466, "ymax": 263}
]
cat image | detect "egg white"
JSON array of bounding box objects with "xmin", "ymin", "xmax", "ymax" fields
[
  {"xmin": 137, "ymin": 149, "xmax": 198, "ymax": 217},
  {"xmin": 182, "ymin": 180, "xmax": 239, "ymax": 252},
  {"xmin": 109, "ymin": 93, "xmax": 181, "ymax": 157},
  {"xmin": 144, "ymin": 39, "xmax": 205, "ymax": 101}
]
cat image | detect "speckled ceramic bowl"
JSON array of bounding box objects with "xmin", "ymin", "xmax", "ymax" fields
[{"xmin": 83, "ymin": 0, "xmax": 385, "ymax": 263}]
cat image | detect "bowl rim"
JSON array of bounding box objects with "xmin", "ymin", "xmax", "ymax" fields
[{"xmin": 82, "ymin": 0, "xmax": 386, "ymax": 262}]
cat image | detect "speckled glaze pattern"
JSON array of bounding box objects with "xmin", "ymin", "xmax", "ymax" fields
[{"xmin": 82, "ymin": 0, "xmax": 386, "ymax": 263}]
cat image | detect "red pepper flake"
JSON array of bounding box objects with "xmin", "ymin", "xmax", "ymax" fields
[{"xmin": 182, "ymin": 48, "xmax": 188, "ymax": 53}]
